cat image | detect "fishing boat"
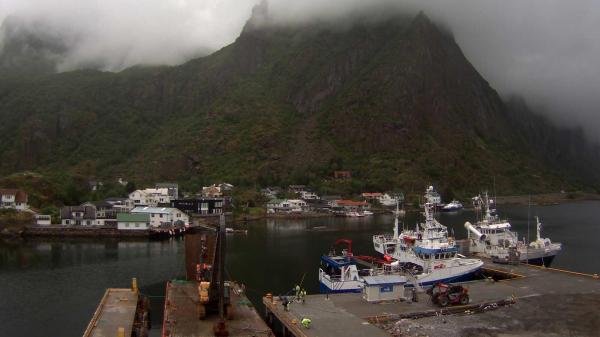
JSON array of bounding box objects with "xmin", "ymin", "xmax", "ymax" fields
[
  {"xmin": 465, "ymin": 193, "xmax": 561, "ymax": 266},
  {"xmin": 318, "ymin": 239, "xmax": 369, "ymax": 293},
  {"xmin": 373, "ymin": 203, "xmax": 483, "ymax": 287},
  {"xmin": 441, "ymin": 200, "xmax": 463, "ymax": 212}
]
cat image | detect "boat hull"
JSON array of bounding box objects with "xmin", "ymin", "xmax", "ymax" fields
[{"xmin": 318, "ymin": 282, "xmax": 363, "ymax": 294}]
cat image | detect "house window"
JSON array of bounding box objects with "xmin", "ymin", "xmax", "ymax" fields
[
  {"xmin": 66, "ymin": 220, "xmax": 70, "ymax": 225},
  {"xmin": 159, "ymin": 214, "xmax": 163, "ymax": 218},
  {"xmin": 126, "ymin": 223, "xmax": 130, "ymax": 227},
  {"xmin": 135, "ymin": 223, "xmax": 140, "ymax": 228}
]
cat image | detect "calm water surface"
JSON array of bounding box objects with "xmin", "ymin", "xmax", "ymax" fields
[{"xmin": 1, "ymin": 201, "xmax": 598, "ymax": 337}]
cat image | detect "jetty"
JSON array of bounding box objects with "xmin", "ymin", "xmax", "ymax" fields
[
  {"xmin": 263, "ymin": 260, "xmax": 600, "ymax": 337},
  {"xmin": 82, "ymin": 280, "xmax": 150, "ymax": 337}
]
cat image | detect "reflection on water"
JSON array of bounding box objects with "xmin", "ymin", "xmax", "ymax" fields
[{"xmin": 1, "ymin": 201, "xmax": 598, "ymax": 337}]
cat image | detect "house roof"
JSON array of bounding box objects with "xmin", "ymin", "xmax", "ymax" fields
[
  {"xmin": 336, "ymin": 200, "xmax": 369, "ymax": 207},
  {"xmin": 117, "ymin": 213, "xmax": 150, "ymax": 222},
  {"xmin": 362, "ymin": 192, "xmax": 383, "ymax": 198},
  {"xmin": 105, "ymin": 197, "xmax": 128, "ymax": 202},
  {"xmin": 0, "ymin": 189, "xmax": 28, "ymax": 203},
  {"xmin": 83, "ymin": 201, "xmax": 113, "ymax": 209},
  {"xmin": 155, "ymin": 183, "xmax": 179, "ymax": 188},
  {"xmin": 60, "ymin": 205, "xmax": 96, "ymax": 219},
  {"xmin": 131, "ymin": 207, "xmax": 173, "ymax": 214}
]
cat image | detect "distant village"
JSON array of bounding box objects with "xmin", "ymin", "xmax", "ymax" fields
[{"xmin": 0, "ymin": 170, "xmax": 415, "ymax": 234}]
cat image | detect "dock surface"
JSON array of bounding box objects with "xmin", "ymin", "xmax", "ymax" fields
[
  {"xmin": 82, "ymin": 288, "xmax": 139, "ymax": 337},
  {"xmin": 163, "ymin": 280, "xmax": 272, "ymax": 337},
  {"xmin": 264, "ymin": 260, "xmax": 600, "ymax": 337}
]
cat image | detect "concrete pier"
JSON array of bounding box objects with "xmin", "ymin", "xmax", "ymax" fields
[{"xmin": 264, "ymin": 260, "xmax": 600, "ymax": 337}]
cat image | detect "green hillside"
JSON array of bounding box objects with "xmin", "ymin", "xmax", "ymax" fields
[{"xmin": 0, "ymin": 8, "xmax": 599, "ymax": 197}]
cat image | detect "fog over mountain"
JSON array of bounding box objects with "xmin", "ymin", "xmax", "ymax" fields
[{"xmin": 1, "ymin": 0, "xmax": 599, "ymax": 141}]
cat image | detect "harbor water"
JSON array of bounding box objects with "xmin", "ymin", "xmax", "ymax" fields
[{"xmin": 0, "ymin": 201, "xmax": 598, "ymax": 337}]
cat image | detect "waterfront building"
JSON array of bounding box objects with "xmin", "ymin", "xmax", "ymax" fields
[
  {"xmin": 60, "ymin": 205, "xmax": 97, "ymax": 226},
  {"xmin": 155, "ymin": 183, "xmax": 179, "ymax": 200},
  {"xmin": 130, "ymin": 206, "xmax": 189, "ymax": 228},
  {"xmin": 34, "ymin": 214, "xmax": 52, "ymax": 226},
  {"xmin": 267, "ymin": 198, "xmax": 308, "ymax": 213},
  {"xmin": 105, "ymin": 197, "xmax": 134, "ymax": 212},
  {"xmin": 0, "ymin": 189, "xmax": 28, "ymax": 210},
  {"xmin": 332, "ymin": 199, "xmax": 370, "ymax": 211},
  {"xmin": 129, "ymin": 188, "xmax": 171, "ymax": 207},
  {"xmin": 170, "ymin": 198, "xmax": 225, "ymax": 215},
  {"xmin": 116, "ymin": 213, "xmax": 151, "ymax": 230}
]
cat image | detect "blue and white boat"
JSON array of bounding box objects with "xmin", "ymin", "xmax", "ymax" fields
[
  {"xmin": 318, "ymin": 239, "xmax": 369, "ymax": 293},
  {"xmin": 373, "ymin": 203, "xmax": 483, "ymax": 287}
]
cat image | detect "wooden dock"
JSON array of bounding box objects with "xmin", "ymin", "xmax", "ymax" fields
[
  {"xmin": 82, "ymin": 287, "xmax": 148, "ymax": 337},
  {"xmin": 263, "ymin": 260, "xmax": 600, "ymax": 337}
]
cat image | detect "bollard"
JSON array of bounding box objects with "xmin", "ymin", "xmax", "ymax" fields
[
  {"xmin": 117, "ymin": 327, "xmax": 125, "ymax": 337},
  {"xmin": 132, "ymin": 278, "xmax": 138, "ymax": 293}
]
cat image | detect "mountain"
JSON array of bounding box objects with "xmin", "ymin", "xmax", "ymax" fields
[{"xmin": 0, "ymin": 6, "xmax": 598, "ymax": 196}]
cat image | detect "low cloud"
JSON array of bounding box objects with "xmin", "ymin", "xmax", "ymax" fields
[{"xmin": 1, "ymin": 0, "xmax": 599, "ymax": 141}]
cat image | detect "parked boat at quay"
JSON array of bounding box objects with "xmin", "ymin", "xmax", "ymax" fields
[
  {"xmin": 465, "ymin": 192, "xmax": 562, "ymax": 266},
  {"xmin": 373, "ymin": 202, "xmax": 483, "ymax": 287}
]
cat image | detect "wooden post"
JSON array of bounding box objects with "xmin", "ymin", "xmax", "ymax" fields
[
  {"xmin": 117, "ymin": 327, "xmax": 125, "ymax": 337},
  {"xmin": 131, "ymin": 278, "xmax": 138, "ymax": 293}
]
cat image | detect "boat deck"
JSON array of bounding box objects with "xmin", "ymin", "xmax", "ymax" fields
[
  {"xmin": 162, "ymin": 280, "xmax": 272, "ymax": 337},
  {"xmin": 82, "ymin": 288, "xmax": 139, "ymax": 337},
  {"xmin": 264, "ymin": 260, "xmax": 600, "ymax": 337}
]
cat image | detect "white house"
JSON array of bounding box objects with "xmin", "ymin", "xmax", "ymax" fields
[
  {"xmin": 105, "ymin": 197, "xmax": 134, "ymax": 212},
  {"xmin": 266, "ymin": 199, "xmax": 308, "ymax": 213},
  {"xmin": 300, "ymin": 191, "xmax": 320, "ymax": 200},
  {"xmin": 0, "ymin": 189, "xmax": 28, "ymax": 210},
  {"xmin": 155, "ymin": 183, "xmax": 179, "ymax": 200},
  {"xmin": 130, "ymin": 207, "xmax": 189, "ymax": 228},
  {"xmin": 129, "ymin": 188, "xmax": 171, "ymax": 207},
  {"xmin": 117, "ymin": 213, "xmax": 151, "ymax": 230},
  {"xmin": 34, "ymin": 214, "xmax": 52, "ymax": 226},
  {"xmin": 202, "ymin": 185, "xmax": 223, "ymax": 198}
]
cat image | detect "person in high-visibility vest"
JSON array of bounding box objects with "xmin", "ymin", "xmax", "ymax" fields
[
  {"xmin": 301, "ymin": 318, "xmax": 311, "ymax": 329},
  {"xmin": 300, "ymin": 289, "xmax": 307, "ymax": 304},
  {"xmin": 295, "ymin": 285, "xmax": 301, "ymax": 299}
]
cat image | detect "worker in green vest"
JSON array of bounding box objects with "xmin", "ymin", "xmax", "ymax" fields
[
  {"xmin": 295, "ymin": 284, "xmax": 301, "ymax": 300},
  {"xmin": 301, "ymin": 317, "xmax": 312, "ymax": 329},
  {"xmin": 300, "ymin": 289, "xmax": 307, "ymax": 304}
]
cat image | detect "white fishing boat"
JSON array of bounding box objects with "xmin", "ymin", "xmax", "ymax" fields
[
  {"xmin": 465, "ymin": 193, "xmax": 561, "ymax": 266},
  {"xmin": 373, "ymin": 203, "xmax": 483, "ymax": 287},
  {"xmin": 362, "ymin": 210, "xmax": 374, "ymax": 216},
  {"xmin": 442, "ymin": 200, "xmax": 463, "ymax": 212}
]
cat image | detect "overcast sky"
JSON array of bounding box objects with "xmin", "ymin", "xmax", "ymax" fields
[{"xmin": 1, "ymin": 0, "xmax": 599, "ymax": 140}]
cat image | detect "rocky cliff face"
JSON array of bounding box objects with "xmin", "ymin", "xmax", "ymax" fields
[{"xmin": 0, "ymin": 8, "xmax": 598, "ymax": 193}]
